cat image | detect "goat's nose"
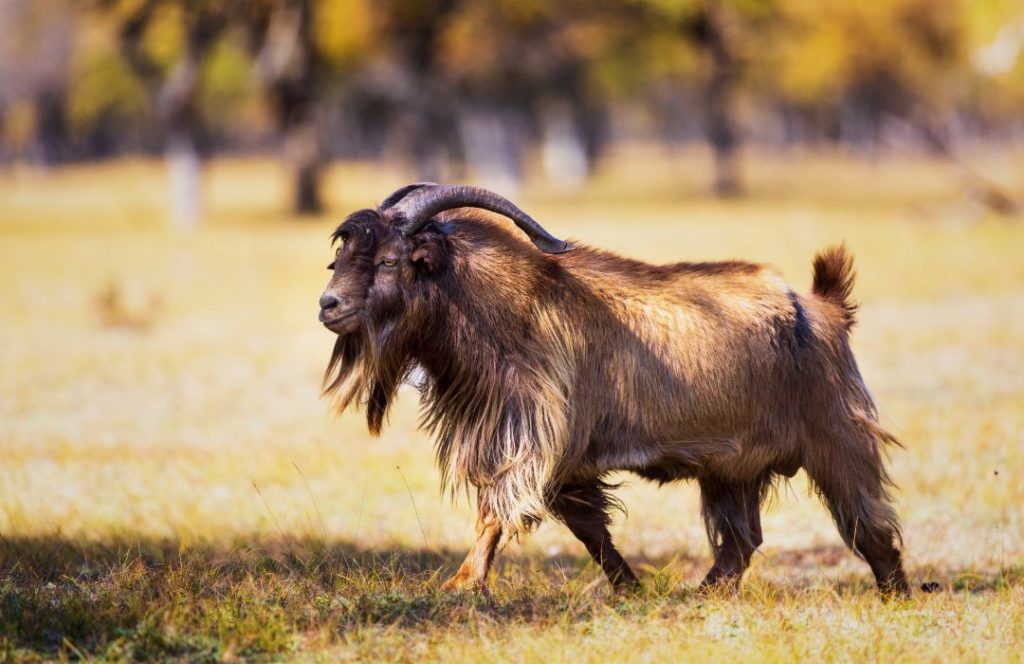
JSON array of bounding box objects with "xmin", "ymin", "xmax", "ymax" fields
[{"xmin": 319, "ymin": 293, "xmax": 340, "ymax": 310}]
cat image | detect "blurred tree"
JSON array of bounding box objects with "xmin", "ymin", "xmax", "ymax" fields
[
  {"xmin": 0, "ymin": 0, "xmax": 75, "ymax": 164},
  {"xmin": 101, "ymin": 0, "xmax": 236, "ymax": 228},
  {"xmin": 968, "ymin": 2, "xmax": 1024, "ymax": 119},
  {"xmin": 243, "ymin": 0, "xmax": 385, "ymax": 214},
  {"xmin": 767, "ymin": 0, "xmax": 964, "ymax": 142},
  {"xmin": 628, "ymin": 0, "xmax": 785, "ymax": 197},
  {"xmin": 444, "ymin": 0, "xmax": 619, "ymax": 191},
  {"xmin": 698, "ymin": 0, "xmax": 744, "ymax": 196},
  {"xmin": 374, "ymin": 0, "xmax": 463, "ymax": 182},
  {"xmin": 66, "ymin": 11, "xmax": 150, "ymax": 157},
  {"xmin": 245, "ymin": 0, "xmax": 324, "ymax": 213},
  {"xmin": 2, "ymin": 0, "xmax": 1022, "ymax": 209},
  {"xmin": 765, "ymin": 0, "xmax": 1017, "ymax": 211}
]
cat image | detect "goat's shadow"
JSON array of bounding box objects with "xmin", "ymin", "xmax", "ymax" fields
[
  {"xmin": 1, "ymin": 532, "xmax": 1018, "ymax": 593},
  {"xmin": 0, "ymin": 533, "xmax": 1019, "ymax": 657}
]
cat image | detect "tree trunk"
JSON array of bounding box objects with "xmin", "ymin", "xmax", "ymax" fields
[
  {"xmin": 286, "ymin": 119, "xmax": 323, "ymax": 214},
  {"xmin": 294, "ymin": 163, "xmax": 322, "ymax": 215},
  {"xmin": 540, "ymin": 100, "xmax": 588, "ymax": 190},
  {"xmin": 704, "ymin": 2, "xmax": 742, "ymax": 198},
  {"xmin": 394, "ymin": 0, "xmax": 459, "ymax": 181},
  {"xmin": 459, "ymin": 105, "xmax": 523, "ymax": 195},
  {"xmin": 117, "ymin": 0, "xmax": 227, "ymax": 229},
  {"xmin": 167, "ymin": 132, "xmax": 202, "ymax": 232},
  {"xmin": 410, "ymin": 94, "xmax": 448, "ymax": 182},
  {"xmin": 249, "ymin": 0, "xmax": 325, "ymax": 216},
  {"xmin": 33, "ymin": 89, "xmax": 69, "ymax": 165}
]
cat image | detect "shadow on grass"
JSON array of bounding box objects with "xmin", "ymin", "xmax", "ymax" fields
[
  {"xmin": 0, "ymin": 534, "xmax": 1019, "ymax": 660},
  {"xmin": 0, "ymin": 533, "xmax": 675, "ymax": 659}
]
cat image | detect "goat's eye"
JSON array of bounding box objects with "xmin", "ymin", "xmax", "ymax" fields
[
  {"xmin": 381, "ymin": 258, "xmax": 397, "ymax": 268},
  {"xmin": 327, "ymin": 247, "xmax": 341, "ymax": 270}
]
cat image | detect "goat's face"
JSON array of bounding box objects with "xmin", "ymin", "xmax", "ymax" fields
[
  {"xmin": 321, "ymin": 181, "xmax": 570, "ymax": 344},
  {"xmin": 321, "ymin": 183, "xmax": 572, "ymax": 438},
  {"xmin": 320, "ymin": 210, "xmax": 445, "ymax": 336}
]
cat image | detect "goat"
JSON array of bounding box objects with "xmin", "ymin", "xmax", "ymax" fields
[{"xmin": 318, "ymin": 183, "xmax": 910, "ymax": 596}]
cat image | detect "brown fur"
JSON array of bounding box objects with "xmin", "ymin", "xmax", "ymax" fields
[
  {"xmin": 319, "ymin": 207, "xmax": 909, "ymax": 596},
  {"xmin": 812, "ymin": 245, "xmax": 859, "ymax": 329}
]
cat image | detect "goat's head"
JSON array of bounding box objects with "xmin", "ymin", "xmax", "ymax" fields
[
  {"xmin": 319, "ymin": 183, "xmax": 573, "ymax": 432},
  {"xmin": 319, "ymin": 183, "xmax": 573, "ymax": 335}
]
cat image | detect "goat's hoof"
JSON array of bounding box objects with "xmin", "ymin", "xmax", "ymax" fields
[
  {"xmin": 697, "ymin": 576, "xmax": 742, "ymax": 597},
  {"xmin": 439, "ymin": 579, "xmax": 470, "ymax": 593},
  {"xmin": 878, "ymin": 583, "xmax": 912, "ymax": 601},
  {"xmin": 440, "ymin": 576, "xmax": 496, "ymax": 607},
  {"xmin": 440, "ymin": 574, "xmax": 484, "ymax": 594},
  {"xmin": 610, "ymin": 580, "xmax": 643, "ymax": 597}
]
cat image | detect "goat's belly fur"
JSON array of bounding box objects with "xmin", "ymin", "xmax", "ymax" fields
[
  {"xmin": 580, "ymin": 432, "xmax": 796, "ymax": 485},
  {"xmin": 595, "ymin": 438, "xmax": 742, "ymax": 482}
]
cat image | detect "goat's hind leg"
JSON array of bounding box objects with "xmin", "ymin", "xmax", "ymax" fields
[
  {"xmin": 551, "ymin": 483, "xmax": 639, "ymax": 590},
  {"xmin": 698, "ymin": 473, "xmax": 770, "ymax": 592},
  {"xmin": 804, "ymin": 420, "xmax": 910, "ymax": 597}
]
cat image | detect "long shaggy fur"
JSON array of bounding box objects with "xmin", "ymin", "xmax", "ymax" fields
[{"xmin": 320, "ymin": 204, "xmax": 909, "ymax": 594}]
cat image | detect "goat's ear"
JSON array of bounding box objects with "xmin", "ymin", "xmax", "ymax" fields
[{"xmin": 410, "ymin": 238, "xmax": 445, "ymax": 273}]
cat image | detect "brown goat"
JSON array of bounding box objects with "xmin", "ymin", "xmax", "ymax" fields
[{"xmin": 319, "ymin": 184, "xmax": 909, "ymax": 596}]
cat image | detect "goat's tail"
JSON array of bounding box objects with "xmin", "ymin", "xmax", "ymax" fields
[{"xmin": 812, "ymin": 244, "xmax": 858, "ymax": 330}]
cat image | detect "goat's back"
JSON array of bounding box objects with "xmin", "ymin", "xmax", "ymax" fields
[{"xmin": 554, "ymin": 247, "xmax": 861, "ymax": 481}]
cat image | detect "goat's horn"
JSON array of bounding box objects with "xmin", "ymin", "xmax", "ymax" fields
[
  {"xmin": 384, "ymin": 184, "xmax": 575, "ymax": 254},
  {"xmin": 378, "ymin": 182, "xmax": 437, "ymax": 211}
]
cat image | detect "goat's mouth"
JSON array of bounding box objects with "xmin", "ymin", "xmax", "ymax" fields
[{"xmin": 320, "ymin": 308, "xmax": 359, "ymax": 332}]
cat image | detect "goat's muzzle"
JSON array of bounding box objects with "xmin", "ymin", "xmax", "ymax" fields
[{"xmin": 319, "ymin": 292, "xmax": 359, "ymax": 331}]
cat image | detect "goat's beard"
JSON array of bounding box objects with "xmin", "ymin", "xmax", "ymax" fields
[
  {"xmin": 322, "ymin": 315, "xmax": 416, "ymax": 434},
  {"xmin": 322, "ymin": 295, "xmax": 576, "ymax": 536}
]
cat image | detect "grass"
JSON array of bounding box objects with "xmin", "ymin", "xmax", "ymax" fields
[{"xmin": 1, "ymin": 146, "xmax": 1023, "ymax": 661}]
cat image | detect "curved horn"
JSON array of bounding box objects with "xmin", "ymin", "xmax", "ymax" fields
[
  {"xmin": 378, "ymin": 182, "xmax": 436, "ymax": 211},
  {"xmin": 384, "ymin": 184, "xmax": 575, "ymax": 254}
]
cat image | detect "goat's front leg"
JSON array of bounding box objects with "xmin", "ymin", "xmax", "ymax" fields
[{"xmin": 441, "ymin": 509, "xmax": 503, "ymax": 592}]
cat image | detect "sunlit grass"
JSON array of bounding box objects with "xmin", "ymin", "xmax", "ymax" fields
[{"xmin": 0, "ymin": 148, "xmax": 1022, "ymax": 660}]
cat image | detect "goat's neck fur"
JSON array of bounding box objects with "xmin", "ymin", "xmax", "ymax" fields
[
  {"xmin": 327, "ymin": 232, "xmax": 577, "ymax": 534},
  {"xmin": 421, "ymin": 249, "xmax": 578, "ymax": 534}
]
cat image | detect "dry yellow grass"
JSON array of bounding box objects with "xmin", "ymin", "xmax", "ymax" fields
[{"xmin": 0, "ymin": 148, "xmax": 1022, "ymax": 661}]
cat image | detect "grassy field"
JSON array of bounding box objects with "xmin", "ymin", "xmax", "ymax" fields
[{"xmin": 1, "ymin": 149, "xmax": 1022, "ymax": 661}]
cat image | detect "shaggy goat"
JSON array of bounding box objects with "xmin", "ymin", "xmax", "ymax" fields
[{"xmin": 319, "ymin": 183, "xmax": 909, "ymax": 596}]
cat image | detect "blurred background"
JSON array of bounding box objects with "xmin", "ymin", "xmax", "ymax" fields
[
  {"xmin": 0, "ymin": 1, "xmax": 1023, "ymax": 657},
  {"xmin": 1, "ymin": 0, "xmax": 1023, "ymax": 221}
]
